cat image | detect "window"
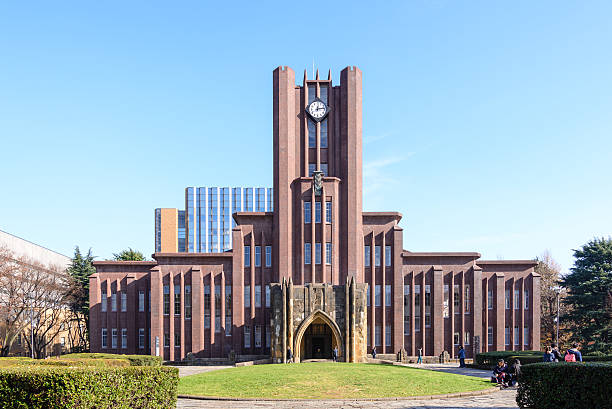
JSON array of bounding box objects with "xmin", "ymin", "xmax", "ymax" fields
[
  {"xmin": 443, "ymin": 284, "xmax": 449, "ymax": 318},
  {"xmin": 185, "ymin": 285, "xmax": 192, "ymax": 319},
  {"xmin": 374, "ymin": 246, "xmax": 381, "ymax": 266},
  {"xmin": 175, "ymin": 332, "xmax": 180, "ymax": 347},
  {"xmin": 320, "ymin": 118, "xmax": 328, "ymax": 148},
  {"xmin": 464, "ymin": 331, "xmax": 470, "ymax": 345},
  {"xmin": 121, "ymin": 292, "xmax": 127, "ymax": 312},
  {"xmin": 385, "ymin": 285, "xmax": 392, "ymax": 307},
  {"xmin": 464, "ymin": 285, "xmax": 470, "ymax": 314},
  {"xmin": 425, "ymin": 314, "xmax": 431, "ymax": 328},
  {"xmin": 364, "ymin": 245, "xmax": 371, "ymax": 267},
  {"xmin": 139, "ymin": 328, "xmax": 145, "ymax": 349},
  {"xmin": 375, "ymin": 326, "xmax": 381, "ymax": 346},
  {"xmin": 215, "ymin": 285, "xmax": 221, "ymax": 332},
  {"xmin": 524, "ymin": 327, "xmax": 529, "ymax": 346},
  {"xmin": 139, "ymin": 291, "xmax": 145, "ymax": 312},
  {"xmin": 255, "ymin": 246, "xmax": 261, "ymax": 267},
  {"xmin": 424, "ymin": 285, "xmax": 431, "ymax": 307},
  {"xmin": 255, "ymin": 325, "xmax": 262, "ymax": 348},
  {"xmin": 375, "ymin": 285, "xmax": 381, "ymax": 307},
  {"xmin": 111, "ymin": 328, "xmax": 117, "ymax": 349},
  {"xmin": 174, "ymin": 285, "xmax": 181, "ymax": 315},
  {"xmin": 514, "ymin": 289, "xmax": 520, "ymax": 310},
  {"xmin": 488, "ymin": 326, "xmax": 494, "ymax": 346},
  {"xmin": 121, "ymin": 328, "xmax": 127, "ymax": 349},
  {"xmin": 304, "ymin": 202, "xmax": 311, "ymax": 223},
  {"xmin": 414, "ymin": 285, "xmax": 421, "ymax": 332},
  {"xmin": 315, "ymin": 202, "xmax": 321, "ymax": 223},
  {"xmin": 403, "ymin": 287, "xmax": 410, "ymax": 335},
  {"xmin": 101, "ymin": 291, "xmax": 107, "ymax": 312},
  {"xmin": 265, "ymin": 246, "xmax": 272, "ymax": 267},
  {"xmin": 204, "ymin": 285, "xmax": 210, "ymax": 329},
  {"xmin": 385, "ymin": 326, "xmax": 391, "ymax": 347},
  {"xmin": 163, "ymin": 285, "xmax": 170, "ymax": 315},
  {"xmin": 266, "ymin": 329, "xmax": 271, "ymax": 348},
  {"xmin": 321, "ymin": 163, "xmax": 328, "ymax": 175},
  {"xmin": 111, "ymin": 292, "xmax": 117, "ymax": 312},
  {"xmin": 244, "ymin": 246, "xmax": 251, "ymax": 267},
  {"xmin": 505, "ymin": 289, "xmax": 510, "ymax": 309},
  {"xmin": 244, "ymin": 326, "xmax": 251, "ymax": 348},
  {"xmin": 244, "ymin": 286, "xmax": 251, "ymax": 308},
  {"xmin": 305, "ymin": 243, "xmax": 311, "ymax": 265},
  {"xmin": 325, "ymin": 202, "xmax": 332, "ymax": 223},
  {"xmin": 308, "ymin": 163, "xmax": 316, "ymax": 177},
  {"xmin": 265, "ymin": 285, "xmax": 271, "ymax": 308},
  {"xmin": 487, "ymin": 289, "xmax": 493, "ymax": 310},
  {"xmin": 454, "ymin": 332, "xmax": 460, "ymax": 345},
  {"xmin": 524, "ymin": 289, "xmax": 529, "ymax": 310},
  {"xmin": 101, "ymin": 328, "xmax": 107, "ymax": 349},
  {"xmin": 514, "ymin": 326, "xmax": 520, "ymax": 345},
  {"xmin": 60, "ymin": 337, "xmax": 65, "ymax": 346},
  {"xmin": 255, "ymin": 285, "xmax": 261, "ymax": 308},
  {"xmin": 505, "ymin": 327, "xmax": 510, "ymax": 346},
  {"xmin": 325, "ymin": 243, "xmax": 332, "ymax": 265},
  {"xmin": 367, "ymin": 286, "xmax": 370, "ymax": 307},
  {"xmin": 385, "ymin": 246, "xmax": 391, "ymax": 266},
  {"xmin": 454, "ymin": 284, "xmax": 460, "ymax": 312},
  {"xmin": 164, "ymin": 333, "xmax": 170, "ymax": 348},
  {"xmin": 225, "ymin": 317, "xmax": 232, "ymax": 336},
  {"xmin": 308, "ymin": 119, "xmax": 316, "ymax": 148},
  {"xmin": 315, "ymin": 243, "xmax": 322, "ymax": 265}
]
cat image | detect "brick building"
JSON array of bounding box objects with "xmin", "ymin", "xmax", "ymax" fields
[{"xmin": 90, "ymin": 66, "xmax": 540, "ymax": 362}]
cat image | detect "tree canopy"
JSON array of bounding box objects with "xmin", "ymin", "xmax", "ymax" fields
[
  {"xmin": 112, "ymin": 248, "xmax": 146, "ymax": 261},
  {"xmin": 562, "ymin": 237, "xmax": 612, "ymax": 353}
]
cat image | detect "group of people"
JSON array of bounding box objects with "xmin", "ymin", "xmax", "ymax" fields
[
  {"xmin": 491, "ymin": 343, "xmax": 583, "ymax": 388},
  {"xmin": 543, "ymin": 343, "xmax": 582, "ymax": 362}
]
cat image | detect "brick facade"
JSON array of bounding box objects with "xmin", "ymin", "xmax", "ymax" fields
[{"xmin": 90, "ymin": 66, "xmax": 540, "ymax": 361}]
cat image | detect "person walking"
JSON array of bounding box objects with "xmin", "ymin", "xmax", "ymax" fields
[
  {"xmin": 458, "ymin": 345, "xmax": 466, "ymax": 368},
  {"xmin": 371, "ymin": 346, "xmax": 377, "ymax": 359},
  {"xmin": 286, "ymin": 347, "xmax": 293, "ymax": 363},
  {"xmin": 417, "ymin": 347, "xmax": 423, "ymax": 364},
  {"xmin": 567, "ymin": 343, "xmax": 583, "ymax": 362},
  {"xmin": 551, "ymin": 343, "xmax": 563, "ymax": 362},
  {"xmin": 332, "ymin": 346, "xmax": 338, "ymax": 362}
]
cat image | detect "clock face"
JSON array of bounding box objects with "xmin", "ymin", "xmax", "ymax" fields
[{"xmin": 307, "ymin": 98, "xmax": 328, "ymax": 121}]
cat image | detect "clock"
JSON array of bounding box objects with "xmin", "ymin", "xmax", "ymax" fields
[{"xmin": 306, "ymin": 97, "xmax": 330, "ymax": 122}]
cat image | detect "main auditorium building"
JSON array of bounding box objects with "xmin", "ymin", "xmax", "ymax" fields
[{"xmin": 90, "ymin": 66, "xmax": 540, "ymax": 363}]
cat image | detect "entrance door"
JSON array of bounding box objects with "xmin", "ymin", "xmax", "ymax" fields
[{"xmin": 302, "ymin": 323, "xmax": 333, "ymax": 359}]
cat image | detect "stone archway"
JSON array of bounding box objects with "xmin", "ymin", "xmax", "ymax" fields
[{"xmin": 293, "ymin": 309, "xmax": 343, "ymax": 362}]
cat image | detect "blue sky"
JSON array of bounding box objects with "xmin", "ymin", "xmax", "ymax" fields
[{"xmin": 1, "ymin": 1, "xmax": 611, "ymax": 272}]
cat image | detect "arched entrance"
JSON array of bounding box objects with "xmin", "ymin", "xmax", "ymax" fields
[{"xmin": 294, "ymin": 310, "xmax": 343, "ymax": 362}]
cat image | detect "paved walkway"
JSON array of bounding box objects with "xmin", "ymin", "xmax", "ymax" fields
[
  {"xmin": 176, "ymin": 363, "xmax": 519, "ymax": 409},
  {"xmin": 174, "ymin": 365, "xmax": 233, "ymax": 378}
]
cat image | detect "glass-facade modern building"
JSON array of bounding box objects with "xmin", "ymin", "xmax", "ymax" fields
[
  {"xmin": 156, "ymin": 187, "xmax": 273, "ymax": 254},
  {"xmin": 185, "ymin": 187, "xmax": 273, "ymax": 253}
]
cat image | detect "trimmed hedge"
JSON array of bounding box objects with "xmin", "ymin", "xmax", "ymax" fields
[
  {"xmin": 0, "ymin": 357, "xmax": 130, "ymax": 368},
  {"xmin": 61, "ymin": 353, "xmax": 163, "ymax": 366},
  {"xmin": 583, "ymin": 355, "xmax": 612, "ymax": 362},
  {"xmin": 0, "ymin": 366, "xmax": 178, "ymax": 409},
  {"xmin": 517, "ymin": 362, "xmax": 612, "ymax": 409},
  {"xmin": 475, "ymin": 350, "xmax": 542, "ymax": 366}
]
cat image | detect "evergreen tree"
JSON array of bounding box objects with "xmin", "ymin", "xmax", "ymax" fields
[
  {"xmin": 112, "ymin": 248, "xmax": 146, "ymax": 261},
  {"xmin": 66, "ymin": 246, "xmax": 96, "ymax": 349},
  {"xmin": 562, "ymin": 237, "xmax": 612, "ymax": 353}
]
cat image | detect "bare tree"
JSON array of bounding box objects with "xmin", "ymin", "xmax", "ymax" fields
[{"xmin": 537, "ymin": 250, "xmax": 571, "ymax": 347}]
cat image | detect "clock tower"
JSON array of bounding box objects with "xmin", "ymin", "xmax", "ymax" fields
[{"xmin": 273, "ymin": 66, "xmax": 363, "ymax": 285}]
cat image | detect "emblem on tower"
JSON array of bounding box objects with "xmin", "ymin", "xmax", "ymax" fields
[{"xmin": 312, "ymin": 170, "xmax": 323, "ymax": 196}]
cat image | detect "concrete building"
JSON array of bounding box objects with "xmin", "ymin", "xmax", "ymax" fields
[
  {"xmin": 90, "ymin": 66, "xmax": 540, "ymax": 362},
  {"xmin": 155, "ymin": 187, "xmax": 273, "ymax": 253},
  {"xmin": 0, "ymin": 230, "xmax": 71, "ymax": 270}
]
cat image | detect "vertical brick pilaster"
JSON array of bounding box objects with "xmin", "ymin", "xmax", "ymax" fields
[
  {"xmin": 191, "ymin": 268, "xmax": 203, "ymax": 356},
  {"xmin": 180, "ymin": 271, "xmax": 185, "ymax": 360},
  {"xmin": 392, "ymin": 226, "xmax": 403, "ymax": 354},
  {"xmin": 168, "ymin": 271, "xmax": 174, "ymax": 362},
  {"xmin": 88, "ymin": 274, "xmax": 101, "ymax": 352},
  {"xmin": 472, "ymin": 266, "xmax": 482, "ymax": 357},
  {"xmin": 531, "ymin": 272, "xmax": 541, "ymax": 351},
  {"xmin": 495, "ymin": 273, "xmax": 505, "ymax": 350},
  {"xmin": 432, "ymin": 266, "xmax": 443, "ymax": 356},
  {"xmin": 381, "ymin": 233, "xmax": 386, "ymax": 354},
  {"xmin": 150, "ymin": 267, "xmax": 162, "ymax": 358}
]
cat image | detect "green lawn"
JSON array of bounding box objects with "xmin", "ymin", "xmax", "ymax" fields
[{"xmin": 178, "ymin": 363, "xmax": 493, "ymax": 399}]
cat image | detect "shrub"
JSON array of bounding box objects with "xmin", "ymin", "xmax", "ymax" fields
[
  {"xmin": 62, "ymin": 353, "xmax": 162, "ymax": 366},
  {"xmin": 516, "ymin": 362, "xmax": 612, "ymax": 409},
  {"xmin": 0, "ymin": 366, "xmax": 178, "ymax": 409},
  {"xmin": 583, "ymin": 355, "xmax": 612, "ymax": 362},
  {"xmin": 475, "ymin": 350, "xmax": 542, "ymax": 367}
]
